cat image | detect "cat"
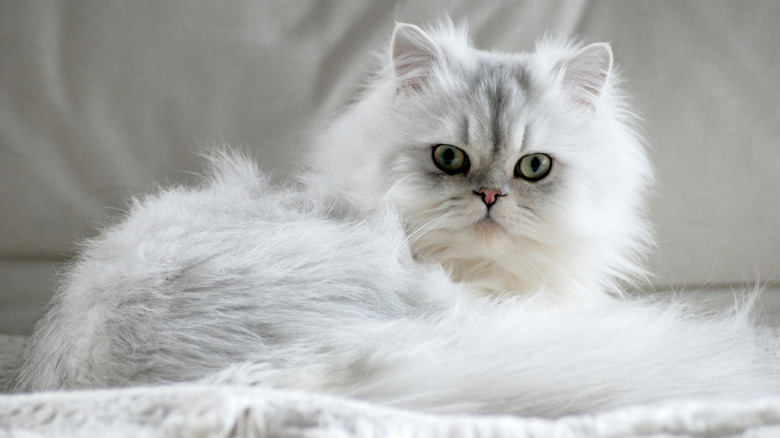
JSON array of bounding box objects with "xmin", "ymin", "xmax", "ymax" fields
[
  {"xmin": 305, "ymin": 21, "xmax": 653, "ymax": 301},
  {"xmin": 14, "ymin": 22, "xmax": 780, "ymax": 417}
]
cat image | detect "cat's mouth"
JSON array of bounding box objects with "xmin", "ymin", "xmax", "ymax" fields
[{"xmin": 475, "ymin": 215, "xmax": 503, "ymax": 231}]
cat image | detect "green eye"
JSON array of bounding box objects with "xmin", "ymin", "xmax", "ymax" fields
[
  {"xmin": 515, "ymin": 153, "xmax": 552, "ymax": 181},
  {"xmin": 432, "ymin": 144, "xmax": 470, "ymax": 175}
]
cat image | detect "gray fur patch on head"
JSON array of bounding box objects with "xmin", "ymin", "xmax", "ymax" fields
[{"xmin": 462, "ymin": 59, "xmax": 533, "ymax": 162}]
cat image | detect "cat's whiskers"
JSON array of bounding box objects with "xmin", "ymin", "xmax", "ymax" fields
[
  {"xmin": 403, "ymin": 214, "xmax": 443, "ymax": 249},
  {"xmin": 382, "ymin": 180, "xmax": 435, "ymax": 255},
  {"xmin": 516, "ymin": 203, "xmax": 541, "ymax": 220},
  {"xmin": 402, "ymin": 199, "xmax": 478, "ymax": 254}
]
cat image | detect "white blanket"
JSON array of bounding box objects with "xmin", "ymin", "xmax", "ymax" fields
[{"xmin": 3, "ymin": 384, "xmax": 780, "ymax": 437}]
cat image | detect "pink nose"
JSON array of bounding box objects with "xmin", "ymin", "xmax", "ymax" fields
[{"xmin": 477, "ymin": 188, "xmax": 503, "ymax": 207}]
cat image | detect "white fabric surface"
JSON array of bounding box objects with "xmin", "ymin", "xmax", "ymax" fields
[{"xmin": 4, "ymin": 383, "xmax": 780, "ymax": 437}]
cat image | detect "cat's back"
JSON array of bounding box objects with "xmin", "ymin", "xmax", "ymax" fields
[{"xmin": 14, "ymin": 152, "xmax": 425, "ymax": 391}]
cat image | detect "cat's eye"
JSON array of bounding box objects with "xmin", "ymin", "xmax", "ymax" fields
[
  {"xmin": 515, "ymin": 153, "xmax": 552, "ymax": 181},
  {"xmin": 432, "ymin": 144, "xmax": 470, "ymax": 175}
]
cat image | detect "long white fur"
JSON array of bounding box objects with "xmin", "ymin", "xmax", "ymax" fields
[{"xmin": 14, "ymin": 23, "xmax": 780, "ymax": 417}]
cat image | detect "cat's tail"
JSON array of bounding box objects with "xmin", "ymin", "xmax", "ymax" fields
[{"xmin": 208, "ymin": 291, "xmax": 780, "ymax": 417}]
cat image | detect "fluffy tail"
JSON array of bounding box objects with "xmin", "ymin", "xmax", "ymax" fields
[{"xmin": 209, "ymin": 293, "xmax": 780, "ymax": 417}]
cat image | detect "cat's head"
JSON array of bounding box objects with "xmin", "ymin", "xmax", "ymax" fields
[{"xmin": 312, "ymin": 22, "xmax": 653, "ymax": 301}]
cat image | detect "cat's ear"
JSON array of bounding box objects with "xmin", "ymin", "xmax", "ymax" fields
[
  {"xmin": 561, "ymin": 42, "xmax": 613, "ymax": 109},
  {"xmin": 391, "ymin": 23, "xmax": 440, "ymax": 93}
]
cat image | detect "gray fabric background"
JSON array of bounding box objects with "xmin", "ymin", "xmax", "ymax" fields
[{"xmin": 1, "ymin": 1, "xmax": 778, "ymax": 334}]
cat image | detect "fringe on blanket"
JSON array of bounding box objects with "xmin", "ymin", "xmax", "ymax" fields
[{"xmin": 2, "ymin": 384, "xmax": 780, "ymax": 438}]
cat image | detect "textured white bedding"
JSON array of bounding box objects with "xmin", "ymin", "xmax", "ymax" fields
[
  {"xmin": 5, "ymin": 385, "xmax": 780, "ymax": 437},
  {"xmin": 4, "ymin": 379, "xmax": 780, "ymax": 436}
]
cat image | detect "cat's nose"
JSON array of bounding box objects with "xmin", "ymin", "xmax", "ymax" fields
[{"xmin": 475, "ymin": 188, "xmax": 503, "ymax": 207}]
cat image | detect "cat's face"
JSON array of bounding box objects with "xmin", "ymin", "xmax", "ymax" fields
[
  {"xmin": 386, "ymin": 56, "xmax": 573, "ymax": 247},
  {"xmin": 314, "ymin": 23, "xmax": 652, "ymax": 299}
]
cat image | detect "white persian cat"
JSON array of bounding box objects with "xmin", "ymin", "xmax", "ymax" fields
[
  {"xmin": 14, "ymin": 22, "xmax": 780, "ymax": 417},
  {"xmin": 307, "ymin": 22, "xmax": 652, "ymax": 301}
]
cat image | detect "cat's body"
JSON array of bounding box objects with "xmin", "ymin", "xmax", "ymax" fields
[
  {"xmin": 14, "ymin": 152, "xmax": 780, "ymax": 416},
  {"xmin": 14, "ymin": 22, "xmax": 780, "ymax": 416}
]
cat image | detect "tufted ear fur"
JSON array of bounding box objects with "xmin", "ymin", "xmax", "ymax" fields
[
  {"xmin": 561, "ymin": 42, "xmax": 613, "ymax": 108},
  {"xmin": 391, "ymin": 23, "xmax": 441, "ymax": 93}
]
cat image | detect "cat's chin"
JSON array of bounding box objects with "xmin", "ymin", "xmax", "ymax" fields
[{"xmin": 472, "ymin": 216, "xmax": 504, "ymax": 234}]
